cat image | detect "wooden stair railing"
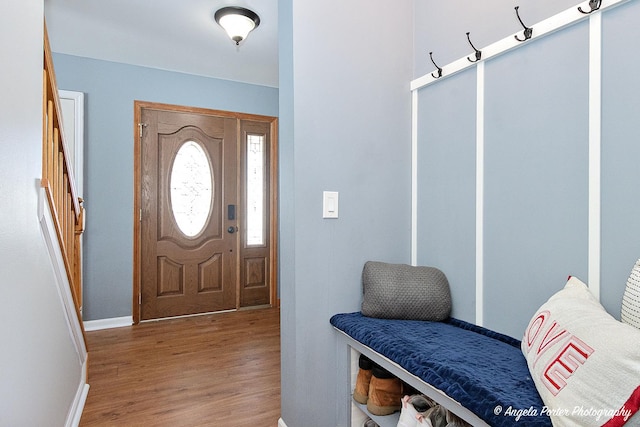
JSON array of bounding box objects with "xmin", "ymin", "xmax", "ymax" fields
[{"xmin": 42, "ymin": 23, "xmax": 86, "ymax": 336}]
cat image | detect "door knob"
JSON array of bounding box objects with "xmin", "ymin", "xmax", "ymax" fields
[{"xmin": 227, "ymin": 226, "xmax": 238, "ymax": 234}]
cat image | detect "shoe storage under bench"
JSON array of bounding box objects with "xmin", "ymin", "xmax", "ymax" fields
[{"xmin": 335, "ymin": 326, "xmax": 489, "ymax": 427}]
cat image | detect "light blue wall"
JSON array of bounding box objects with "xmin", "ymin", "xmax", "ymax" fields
[
  {"xmin": 601, "ymin": 0, "xmax": 640, "ymax": 316},
  {"xmin": 414, "ymin": 0, "xmax": 640, "ymax": 339},
  {"xmin": 52, "ymin": 54, "xmax": 279, "ymax": 320},
  {"xmin": 416, "ymin": 68, "xmax": 477, "ymax": 323},
  {"xmin": 277, "ymin": 0, "xmax": 297, "ymax": 424},
  {"xmin": 279, "ymin": 0, "xmax": 413, "ymax": 426},
  {"xmin": 483, "ymin": 22, "xmax": 589, "ymax": 336}
]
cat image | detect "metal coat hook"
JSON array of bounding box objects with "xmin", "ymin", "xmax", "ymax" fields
[
  {"xmin": 514, "ymin": 6, "xmax": 533, "ymax": 42},
  {"xmin": 578, "ymin": 0, "xmax": 602, "ymax": 14},
  {"xmin": 466, "ymin": 32, "xmax": 482, "ymax": 63},
  {"xmin": 429, "ymin": 52, "xmax": 443, "ymax": 79}
]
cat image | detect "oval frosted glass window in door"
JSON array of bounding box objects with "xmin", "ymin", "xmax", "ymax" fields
[{"xmin": 170, "ymin": 140, "xmax": 214, "ymax": 237}]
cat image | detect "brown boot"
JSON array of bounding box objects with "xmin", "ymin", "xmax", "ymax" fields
[
  {"xmin": 366, "ymin": 365, "xmax": 403, "ymax": 415},
  {"xmin": 353, "ymin": 354, "xmax": 373, "ymax": 404}
]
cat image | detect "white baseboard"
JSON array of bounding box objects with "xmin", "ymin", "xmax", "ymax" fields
[
  {"xmin": 278, "ymin": 418, "xmax": 288, "ymax": 427},
  {"xmin": 66, "ymin": 382, "xmax": 89, "ymax": 427},
  {"xmin": 84, "ymin": 316, "xmax": 132, "ymax": 331}
]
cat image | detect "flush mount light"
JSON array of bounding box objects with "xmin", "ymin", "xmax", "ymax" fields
[{"xmin": 214, "ymin": 6, "xmax": 260, "ymax": 46}]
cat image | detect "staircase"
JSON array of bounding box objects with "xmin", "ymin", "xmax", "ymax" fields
[{"xmin": 42, "ymin": 22, "xmax": 87, "ymax": 345}]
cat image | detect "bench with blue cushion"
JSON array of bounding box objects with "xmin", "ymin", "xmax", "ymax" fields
[{"xmin": 330, "ymin": 312, "xmax": 552, "ymax": 427}]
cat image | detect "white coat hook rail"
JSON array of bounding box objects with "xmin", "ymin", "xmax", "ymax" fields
[
  {"xmin": 579, "ymin": 0, "xmax": 603, "ymax": 14},
  {"xmin": 514, "ymin": 6, "xmax": 533, "ymax": 42},
  {"xmin": 411, "ymin": 0, "xmax": 631, "ymax": 92}
]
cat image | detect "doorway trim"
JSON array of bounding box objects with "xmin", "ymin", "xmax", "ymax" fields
[{"xmin": 132, "ymin": 101, "xmax": 278, "ymax": 324}]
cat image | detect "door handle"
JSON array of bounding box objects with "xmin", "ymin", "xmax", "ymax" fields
[{"xmin": 227, "ymin": 226, "xmax": 238, "ymax": 234}]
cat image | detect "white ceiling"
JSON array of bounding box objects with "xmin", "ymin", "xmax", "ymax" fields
[{"xmin": 44, "ymin": 0, "xmax": 279, "ymax": 88}]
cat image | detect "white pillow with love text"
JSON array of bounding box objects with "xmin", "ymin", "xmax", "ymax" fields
[{"xmin": 522, "ymin": 276, "xmax": 640, "ymax": 427}]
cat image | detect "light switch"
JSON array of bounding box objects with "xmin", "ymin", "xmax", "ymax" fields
[{"xmin": 323, "ymin": 191, "xmax": 339, "ymax": 219}]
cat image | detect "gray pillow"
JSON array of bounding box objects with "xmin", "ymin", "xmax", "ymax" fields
[{"xmin": 361, "ymin": 261, "xmax": 452, "ymax": 321}]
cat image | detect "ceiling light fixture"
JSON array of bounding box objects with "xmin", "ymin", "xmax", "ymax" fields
[{"xmin": 214, "ymin": 6, "xmax": 260, "ymax": 46}]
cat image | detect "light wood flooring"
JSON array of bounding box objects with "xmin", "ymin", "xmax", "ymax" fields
[{"xmin": 80, "ymin": 307, "xmax": 281, "ymax": 426}]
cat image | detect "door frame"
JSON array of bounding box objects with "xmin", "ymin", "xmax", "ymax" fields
[{"xmin": 132, "ymin": 101, "xmax": 278, "ymax": 324}]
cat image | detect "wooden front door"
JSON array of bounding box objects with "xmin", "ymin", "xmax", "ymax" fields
[
  {"xmin": 139, "ymin": 107, "xmax": 238, "ymax": 320},
  {"xmin": 134, "ymin": 102, "xmax": 278, "ymax": 322}
]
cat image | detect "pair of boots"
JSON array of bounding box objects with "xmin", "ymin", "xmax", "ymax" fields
[{"xmin": 353, "ymin": 354, "xmax": 403, "ymax": 416}]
